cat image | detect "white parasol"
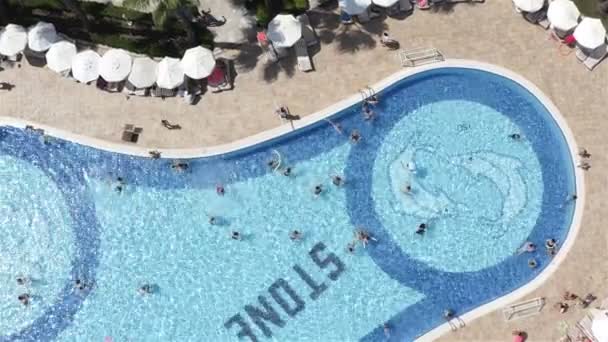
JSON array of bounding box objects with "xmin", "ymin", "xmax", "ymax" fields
[
  {"xmin": 128, "ymin": 57, "xmax": 158, "ymax": 88},
  {"xmin": 574, "ymin": 18, "xmax": 607, "ymax": 49},
  {"xmin": 0, "ymin": 24, "xmax": 27, "ymax": 56},
  {"xmin": 180, "ymin": 46, "xmax": 215, "ymax": 79},
  {"xmin": 372, "ymin": 0, "xmax": 399, "ymax": 8},
  {"xmin": 512, "ymin": 0, "xmax": 544, "ymax": 13},
  {"xmin": 267, "ymin": 14, "xmax": 302, "ymax": 48},
  {"xmin": 339, "ymin": 0, "xmax": 372, "ymax": 15},
  {"xmin": 45, "ymin": 40, "xmax": 77, "ymax": 73},
  {"xmin": 547, "ymin": 0, "xmax": 580, "ymax": 31},
  {"xmin": 71, "ymin": 50, "xmax": 101, "ymax": 83},
  {"xmin": 99, "ymin": 49, "xmax": 132, "ymax": 82},
  {"xmin": 156, "ymin": 57, "xmax": 184, "ymax": 89},
  {"xmin": 28, "ymin": 22, "xmax": 57, "ymax": 52}
]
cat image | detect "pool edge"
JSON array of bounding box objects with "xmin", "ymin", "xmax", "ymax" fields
[{"xmin": 0, "ymin": 59, "xmax": 585, "ymax": 342}]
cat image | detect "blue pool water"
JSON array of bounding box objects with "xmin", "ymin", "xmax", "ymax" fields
[{"xmin": 0, "ymin": 67, "xmax": 576, "ymax": 341}]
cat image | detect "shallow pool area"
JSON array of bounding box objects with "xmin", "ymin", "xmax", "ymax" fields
[{"xmin": 0, "ymin": 65, "xmax": 577, "ymax": 341}]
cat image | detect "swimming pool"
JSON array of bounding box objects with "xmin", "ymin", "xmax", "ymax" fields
[{"xmin": 0, "ymin": 61, "xmax": 580, "ymax": 341}]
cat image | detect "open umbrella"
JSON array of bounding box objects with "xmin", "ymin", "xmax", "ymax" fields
[
  {"xmin": 267, "ymin": 14, "xmax": 302, "ymax": 48},
  {"xmin": 512, "ymin": 0, "xmax": 544, "ymax": 13},
  {"xmin": 591, "ymin": 309, "xmax": 608, "ymax": 342},
  {"xmin": 157, "ymin": 57, "xmax": 184, "ymax": 89},
  {"xmin": 547, "ymin": 0, "xmax": 580, "ymax": 31},
  {"xmin": 99, "ymin": 49, "xmax": 132, "ymax": 82},
  {"xmin": 28, "ymin": 22, "xmax": 57, "ymax": 52},
  {"xmin": 180, "ymin": 46, "xmax": 215, "ymax": 79},
  {"xmin": 0, "ymin": 24, "xmax": 27, "ymax": 56},
  {"xmin": 372, "ymin": 0, "xmax": 399, "ymax": 8},
  {"xmin": 71, "ymin": 50, "xmax": 101, "ymax": 83},
  {"xmin": 128, "ymin": 57, "xmax": 158, "ymax": 88},
  {"xmin": 574, "ymin": 18, "xmax": 607, "ymax": 49},
  {"xmin": 339, "ymin": 0, "xmax": 372, "ymax": 15},
  {"xmin": 45, "ymin": 41, "xmax": 77, "ymax": 73}
]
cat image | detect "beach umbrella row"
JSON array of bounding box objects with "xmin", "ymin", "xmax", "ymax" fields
[{"xmin": 0, "ymin": 24, "xmax": 27, "ymax": 56}]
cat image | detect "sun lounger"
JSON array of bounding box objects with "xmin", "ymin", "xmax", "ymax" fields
[
  {"xmin": 523, "ymin": 7, "xmax": 548, "ymax": 27},
  {"xmin": 576, "ymin": 313, "xmax": 597, "ymax": 342},
  {"xmin": 399, "ymin": 0, "xmax": 414, "ymax": 13},
  {"xmin": 502, "ymin": 297, "xmax": 545, "ymax": 321},
  {"xmin": 298, "ymin": 14, "xmax": 318, "ymax": 47},
  {"xmin": 295, "ymin": 38, "xmax": 313, "ymax": 72},
  {"xmin": 583, "ymin": 46, "xmax": 608, "ymax": 71},
  {"xmin": 576, "ymin": 46, "xmax": 588, "ymax": 62}
]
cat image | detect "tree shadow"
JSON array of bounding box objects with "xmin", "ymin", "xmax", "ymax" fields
[
  {"xmin": 430, "ymin": 0, "xmax": 485, "ymax": 14},
  {"xmin": 227, "ymin": 0, "xmax": 388, "ymax": 83}
]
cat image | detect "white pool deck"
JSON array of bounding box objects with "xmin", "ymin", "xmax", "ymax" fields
[{"xmin": 1, "ymin": 0, "xmax": 607, "ymax": 340}]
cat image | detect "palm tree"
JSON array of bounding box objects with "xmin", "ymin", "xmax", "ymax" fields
[{"xmin": 124, "ymin": 0, "xmax": 198, "ymax": 45}]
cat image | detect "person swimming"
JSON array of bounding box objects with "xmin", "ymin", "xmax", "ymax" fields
[
  {"xmin": 283, "ymin": 167, "xmax": 292, "ymax": 177},
  {"xmin": 289, "ymin": 230, "xmax": 302, "ymax": 240},
  {"xmin": 528, "ymin": 258, "xmax": 538, "ymax": 269},
  {"xmin": 509, "ymin": 133, "xmax": 521, "ymax": 140},
  {"xmin": 208, "ymin": 216, "xmax": 217, "ymax": 225},
  {"xmin": 267, "ymin": 159, "xmax": 279, "ymax": 169},
  {"xmin": 545, "ymin": 239, "xmax": 557, "ymax": 255},
  {"xmin": 74, "ymin": 279, "xmax": 86, "ymax": 290},
  {"xmin": 350, "ymin": 130, "xmax": 361, "ymax": 144},
  {"xmin": 216, "ymin": 185, "xmax": 225, "ymax": 196},
  {"xmin": 362, "ymin": 103, "xmax": 375, "ymax": 121},
  {"xmin": 138, "ymin": 284, "xmax": 154, "ymax": 295},
  {"xmin": 314, "ymin": 185, "xmax": 323, "ymax": 196},
  {"xmin": 16, "ymin": 276, "xmax": 29, "ymax": 286},
  {"xmin": 18, "ymin": 293, "xmax": 30, "ymax": 306},
  {"xmin": 402, "ymin": 183, "xmax": 412, "ymax": 194},
  {"xmin": 383, "ymin": 323, "xmax": 391, "ymax": 338},
  {"xmin": 171, "ymin": 161, "xmax": 189, "ymax": 172},
  {"xmin": 517, "ymin": 241, "xmax": 536, "ymax": 254},
  {"xmin": 332, "ymin": 175, "xmax": 344, "ymax": 186},
  {"xmin": 415, "ymin": 223, "xmax": 426, "ymax": 235},
  {"xmin": 115, "ymin": 177, "xmax": 125, "ymax": 193},
  {"xmin": 231, "ymin": 231, "xmax": 241, "ymax": 240},
  {"xmin": 346, "ymin": 242, "xmax": 356, "ymax": 253}
]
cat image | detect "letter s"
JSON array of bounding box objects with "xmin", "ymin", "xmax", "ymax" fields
[{"xmin": 309, "ymin": 242, "xmax": 345, "ymax": 281}]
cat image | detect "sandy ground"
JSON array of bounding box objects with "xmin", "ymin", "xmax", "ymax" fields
[{"xmin": 1, "ymin": 1, "xmax": 608, "ymax": 340}]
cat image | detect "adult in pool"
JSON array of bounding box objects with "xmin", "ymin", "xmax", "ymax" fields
[
  {"xmin": 528, "ymin": 258, "xmax": 538, "ymax": 269},
  {"xmin": 115, "ymin": 177, "xmax": 125, "ymax": 193},
  {"xmin": 283, "ymin": 167, "xmax": 292, "ymax": 177},
  {"xmin": 509, "ymin": 133, "xmax": 521, "ymax": 140},
  {"xmin": 415, "ymin": 223, "xmax": 426, "ymax": 235},
  {"xmin": 171, "ymin": 161, "xmax": 189, "ymax": 172},
  {"xmin": 138, "ymin": 284, "xmax": 154, "ymax": 295},
  {"xmin": 16, "ymin": 276, "xmax": 29, "ymax": 286},
  {"xmin": 216, "ymin": 184, "xmax": 225, "ymax": 196},
  {"xmin": 350, "ymin": 130, "xmax": 361, "ymax": 144},
  {"xmin": 362, "ymin": 103, "xmax": 375, "ymax": 121},
  {"xmin": 289, "ymin": 230, "xmax": 302, "ymax": 240},
  {"xmin": 231, "ymin": 231, "xmax": 241, "ymax": 240},
  {"xmin": 346, "ymin": 242, "xmax": 356, "ymax": 253},
  {"xmin": 332, "ymin": 175, "xmax": 344, "ymax": 186},
  {"xmin": 314, "ymin": 184, "xmax": 323, "ymax": 196},
  {"xmin": 402, "ymin": 183, "xmax": 412, "ymax": 194},
  {"xmin": 18, "ymin": 293, "xmax": 30, "ymax": 306},
  {"xmin": 74, "ymin": 279, "xmax": 87, "ymax": 290},
  {"xmin": 545, "ymin": 239, "xmax": 557, "ymax": 256}
]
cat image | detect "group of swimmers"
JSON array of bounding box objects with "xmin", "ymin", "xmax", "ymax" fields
[{"xmin": 518, "ymin": 238, "xmax": 559, "ymax": 269}]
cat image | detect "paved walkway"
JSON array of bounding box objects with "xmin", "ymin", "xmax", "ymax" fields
[{"xmin": 1, "ymin": 1, "xmax": 607, "ymax": 340}]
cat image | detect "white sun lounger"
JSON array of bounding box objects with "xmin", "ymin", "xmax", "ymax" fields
[
  {"xmin": 295, "ymin": 38, "xmax": 313, "ymax": 72},
  {"xmin": 576, "ymin": 313, "xmax": 598, "ymax": 342},
  {"xmin": 502, "ymin": 297, "xmax": 545, "ymax": 321},
  {"xmin": 583, "ymin": 46, "xmax": 608, "ymax": 71},
  {"xmin": 297, "ymin": 14, "xmax": 318, "ymax": 47}
]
